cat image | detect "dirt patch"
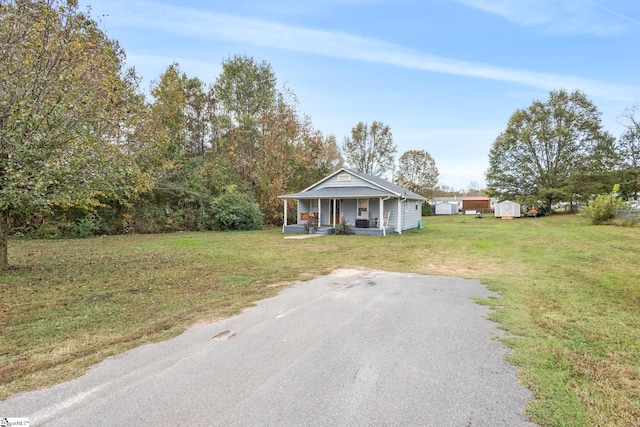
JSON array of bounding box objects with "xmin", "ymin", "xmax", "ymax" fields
[
  {"xmin": 283, "ymin": 234, "xmax": 324, "ymax": 240},
  {"xmin": 423, "ymin": 263, "xmax": 505, "ymax": 276}
]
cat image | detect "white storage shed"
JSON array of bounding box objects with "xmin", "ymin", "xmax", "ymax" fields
[
  {"xmin": 495, "ymin": 200, "xmax": 521, "ymax": 218},
  {"xmin": 435, "ymin": 202, "xmax": 458, "ymax": 215}
]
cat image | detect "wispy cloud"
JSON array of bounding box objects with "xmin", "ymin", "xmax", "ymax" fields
[
  {"xmin": 230, "ymin": 0, "xmax": 385, "ymax": 15},
  {"xmin": 111, "ymin": 0, "xmax": 640, "ymax": 102},
  {"xmin": 582, "ymin": 0, "xmax": 640, "ymax": 27},
  {"xmin": 451, "ymin": 0, "xmax": 634, "ymax": 36}
]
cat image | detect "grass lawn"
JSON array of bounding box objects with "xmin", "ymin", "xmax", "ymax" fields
[{"xmin": 1, "ymin": 214, "xmax": 639, "ymax": 426}]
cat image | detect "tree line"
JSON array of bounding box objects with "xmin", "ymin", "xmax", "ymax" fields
[
  {"xmin": 0, "ymin": 0, "xmax": 441, "ymax": 269},
  {"xmin": 8, "ymin": 1, "xmax": 638, "ymax": 271}
]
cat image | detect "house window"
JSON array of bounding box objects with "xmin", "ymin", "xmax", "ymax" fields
[
  {"xmin": 337, "ymin": 174, "xmax": 351, "ymax": 182},
  {"xmin": 310, "ymin": 199, "xmax": 318, "ymax": 213},
  {"xmin": 357, "ymin": 199, "xmax": 368, "ymax": 219}
]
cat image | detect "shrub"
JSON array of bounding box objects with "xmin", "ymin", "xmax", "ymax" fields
[
  {"xmin": 67, "ymin": 217, "xmax": 97, "ymax": 238},
  {"xmin": 582, "ymin": 184, "xmax": 625, "ymax": 225},
  {"xmin": 335, "ymin": 218, "xmax": 352, "ymax": 235},
  {"xmin": 209, "ymin": 189, "xmax": 263, "ymax": 231},
  {"xmin": 303, "ymin": 217, "xmax": 317, "ymax": 234},
  {"xmin": 34, "ymin": 221, "xmax": 63, "ymax": 239}
]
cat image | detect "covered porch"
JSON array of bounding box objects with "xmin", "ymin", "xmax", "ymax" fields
[
  {"xmin": 282, "ymin": 223, "xmax": 395, "ymax": 236},
  {"xmin": 279, "ymin": 189, "xmax": 399, "ymax": 236}
]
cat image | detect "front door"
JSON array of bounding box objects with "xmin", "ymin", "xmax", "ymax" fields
[
  {"xmin": 321, "ymin": 200, "xmax": 343, "ymax": 225},
  {"xmin": 330, "ymin": 199, "xmax": 341, "ymax": 225}
]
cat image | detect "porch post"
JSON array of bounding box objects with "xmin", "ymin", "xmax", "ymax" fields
[
  {"xmin": 317, "ymin": 198, "xmax": 321, "ymax": 226},
  {"xmin": 397, "ymin": 198, "xmax": 402, "ymax": 234},
  {"xmin": 333, "ymin": 199, "xmax": 336, "ymax": 227},
  {"xmin": 379, "ymin": 198, "xmax": 383, "ymax": 230},
  {"xmin": 283, "ymin": 199, "xmax": 287, "ymax": 232}
]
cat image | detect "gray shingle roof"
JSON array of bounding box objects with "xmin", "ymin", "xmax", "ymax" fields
[
  {"xmin": 278, "ymin": 168, "xmax": 427, "ymax": 201},
  {"xmin": 345, "ymin": 168, "xmax": 426, "ymax": 200},
  {"xmin": 279, "ymin": 186, "xmax": 391, "ymax": 199}
]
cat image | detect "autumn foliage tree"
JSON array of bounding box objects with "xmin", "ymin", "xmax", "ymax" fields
[
  {"xmin": 0, "ymin": 0, "xmax": 145, "ymax": 268},
  {"xmin": 213, "ymin": 55, "xmax": 342, "ymax": 224},
  {"xmin": 1, "ymin": 5, "xmax": 344, "ymax": 244}
]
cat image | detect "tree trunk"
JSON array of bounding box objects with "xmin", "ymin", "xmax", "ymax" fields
[{"xmin": 0, "ymin": 210, "xmax": 8, "ymax": 270}]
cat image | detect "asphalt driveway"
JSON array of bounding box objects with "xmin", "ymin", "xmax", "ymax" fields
[{"xmin": 0, "ymin": 269, "xmax": 536, "ymax": 426}]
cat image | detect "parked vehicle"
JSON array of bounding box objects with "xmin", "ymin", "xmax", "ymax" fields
[{"xmin": 525, "ymin": 205, "xmax": 540, "ymax": 217}]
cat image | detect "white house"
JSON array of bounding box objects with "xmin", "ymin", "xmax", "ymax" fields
[{"xmin": 278, "ymin": 168, "xmax": 427, "ymax": 235}]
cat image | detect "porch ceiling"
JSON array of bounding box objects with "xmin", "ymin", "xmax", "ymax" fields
[{"xmin": 278, "ymin": 186, "xmax": 392, "ymax": 199}]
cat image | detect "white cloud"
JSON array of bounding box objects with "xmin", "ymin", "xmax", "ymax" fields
[
  {"xmin": 109, "ymin": 1, "xmax": 640, "ymax": 102},
  {"xmin": 231, "ymin": 0, "xmax": 385, "ymax": 15},
  {"xmin": 452, "ymin": 0, "xmax": 553, "ymax": 26},
  {"xmin": 583, "ymin": 0, "xmax": 640, "ymax": 27},
  {"xmin": 451, "ymin": 0, "xmax": 633, "ymax": 36}
]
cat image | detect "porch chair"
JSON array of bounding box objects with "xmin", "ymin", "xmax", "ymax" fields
[{"xmin": 382, "ymin": 211, "xmax": 391, "ymax": 233}]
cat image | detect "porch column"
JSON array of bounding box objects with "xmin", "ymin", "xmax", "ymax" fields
[
  {"xmin": 397, "ymin": 198, "xmax": 402, "ymax": 234},
  {"xmin": 317, "ymin": 198, "xmax": 321, "ymax": 225},
  {"xmin": 333, "ymin": 199, "xmax": 336, "ymax": 227},
  {"xmin": 379, "ymin": 198, "xmax": 383, "ymax": 230},
  {"xmin": 283, "ymin": 199, "xmax": 287, "ymax": 232}
]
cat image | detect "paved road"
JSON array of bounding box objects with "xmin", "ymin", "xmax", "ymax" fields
[{"xmin": 1, "ymin": 269, "xmax": 536, "ymax": 426}]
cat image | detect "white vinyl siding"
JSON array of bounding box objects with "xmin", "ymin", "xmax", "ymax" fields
[
  {"xmin": 315, "ymin": 172, "xmax": 376, "ymax": 190},
  {"xmin": 403, "ymin": 200, "xmax": 423, "ymax": 230}
]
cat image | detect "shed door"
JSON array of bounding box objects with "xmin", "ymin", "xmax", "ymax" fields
[{"xmin": 504, "ymin": 203, "xmax": 514, "ymax": 216}]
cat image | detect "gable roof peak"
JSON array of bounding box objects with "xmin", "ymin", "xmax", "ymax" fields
[{"xmin": 294, "ymin": 167, "xmax": 426, "ymax": 201}]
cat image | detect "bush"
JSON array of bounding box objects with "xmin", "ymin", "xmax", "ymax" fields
[
  {"xmin": 34, "ymin": 221, "xmax": 63, "ymax": 239},
  {"xmin": 210, "ymin": 189, "xmax": 263, "ymax": 231},
  {"xmin": 582, "ymin": 184, "xmax": 625, "ymax": 225},
  {"xmin": 67, "ymin": 217, "xmax": 97, "ymax": 238},
  {"xmin": 335, "ymin": 218, "xmax": 351, "ymax": 235}
]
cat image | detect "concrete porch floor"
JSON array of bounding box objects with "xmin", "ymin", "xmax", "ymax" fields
[{"xmin": 282, "ymin": 225, "xmax": 394, "ymax": 236}]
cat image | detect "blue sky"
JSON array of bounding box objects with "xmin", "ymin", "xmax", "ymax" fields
[{"xmin": 79, "ymin": 0, "xmax": 640, "ymax": 190}]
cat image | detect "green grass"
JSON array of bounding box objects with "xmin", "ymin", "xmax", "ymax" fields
[{"xmin": 1, "ymin": 214, "xmax": 639, "ymax": 426}]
